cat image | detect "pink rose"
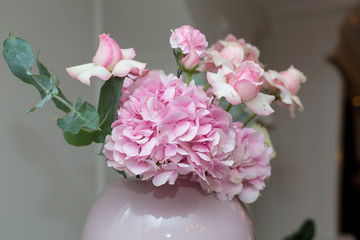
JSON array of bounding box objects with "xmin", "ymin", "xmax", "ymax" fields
[
  {"xmin": 198, "ymin": 34, "xmax": 261, "ymax": 73},
  {"xmin": 66, "ymin": 33, "xmax": 147, "ymax": 85},
  {"xmin": 264, "ymin": 66, "xmax": 306, "ymax": 117},
  {"xmin": 169, "ymin": 25, "xmax": 208, "ymax": 58},
  {"xmin": 207, "ymin": 61, "xmax": 275, "ymax": 116}
]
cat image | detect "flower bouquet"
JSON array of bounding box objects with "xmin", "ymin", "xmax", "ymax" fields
[{"xmin": 3, "ymin": 25, "xmax": 312, "ymax": 239}]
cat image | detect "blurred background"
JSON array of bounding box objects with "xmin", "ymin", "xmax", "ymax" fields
[{"xmin": 0, "ymin": 0, "xmax": 359, "ymax": 239}]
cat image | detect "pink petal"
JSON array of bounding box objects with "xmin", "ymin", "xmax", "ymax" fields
[
  {"xmin": 121, "ymin": 48, "xmax": 136, "ymax": 60},
  {"xmin": 239, "ymin": 187, "xmax": 260, "ymax": 203},
  {"xmin": 66, "ymin": 63, "xmax": 112, "ymax": 86},
  {"xmin": 123, "ymin": 142, "xmax": 140, "ymax": 157},
  {"xmin": 161, "ymin": 112, "xmax": 187, "ymax": 124},
  {"xmin": 207, "ymin": 72, "xmax": 241, "ymax": 105},
  {"xmin": 178, "ymin": 126, "xmax": 198, "ymax": 142},
  {"xmin": 233, "ymin": 79, "xmax": 262, "ymax": 102},
  {"xmin": 107, "ymin": 37, "xmax": 123, "ymax": 71},
  {"xmin": 139, "ymin": 138, "xmax": 157, "ymax": 156},
  {"xmin": 162, "ymin": 87, "xmax": 176, "ymax": 102},
  {"xmin": 92, "ymin": 34, "xmax": 113, "ymax": 67},
  {"xmin": 127, "ymin": 161, "xmax": 151, "ymax": 175},
  {"xmin": 174, "ymin": 121, "xmax": 191, "ymax": 137},
  {"xmin": 245, "ymin": 93, "xmax": 275, "ymax": 116},
  {"xmin": 165, "ymin": 144, "xmax": 177, "ymax": 157},
  {"xmin": 112, "ymin": 60, "xmax": 147, "ymax": 77},
  {"xmin": 152, "ymin": 171, "xmax": 173, "ymax": 186}
]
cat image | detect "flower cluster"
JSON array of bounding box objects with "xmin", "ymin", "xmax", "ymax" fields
[{"xmin": 66, "ymin": 25, "xmax": 305, "ymax": 203}]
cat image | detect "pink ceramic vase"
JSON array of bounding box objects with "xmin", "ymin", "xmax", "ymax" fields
[{"xmin": 82, "ymin": 178, "xmax": 254, "ymax": 240}]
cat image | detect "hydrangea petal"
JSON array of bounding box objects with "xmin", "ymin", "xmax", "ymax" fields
[
  {"xmin": 152, "ymin": 171, "xmax": 174, "ymax": 186},
  {"xmin": 239, "ymin": 187, "xmax": 260, "ymax": 204}
]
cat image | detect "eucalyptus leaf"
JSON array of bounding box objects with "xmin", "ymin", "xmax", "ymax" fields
[
  {"xmin": 36, "ymin": 54, "xmax": 50, "ymax": 77},
  {"xmin": 3, "ymin": 32, "xmax": 73, "ymax": 113},
  {"xmin": 57, "ymin": 97, "xmax": 100, "ymax": 134},
  {"xmin": 63, "ymin": 129, "xmax": 94, "ymax": 146},
  {"xmin": 26, "ymin": 85, "xmax": 59, "ymax": 113},
  {"xmin": 93, "ymin": 77, "xmax": 123, "ymax": 143},
  {"xmin": 3, "ymin": 32, "xmax": 35, "ymax": 84}
]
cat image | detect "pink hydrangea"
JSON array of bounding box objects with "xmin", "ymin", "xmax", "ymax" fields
[
  {"xmin": 263, "ymin": 66, "xmax": 306, "ymax": 117},
  {"xmin": 196, "ymin": 122, "xmax": 272, "ymax": 202},
  {"xmin": 103, "ymin": 70, "xmax": 235, "ymax": 186},
  {"xmin": 169, "ymin": 25, "xmax": 208, "ymax": 58}
]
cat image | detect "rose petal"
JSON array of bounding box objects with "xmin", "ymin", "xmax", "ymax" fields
[
  {"xmin": 92, "ymin": 34, "xmax": 113, "ymax": 67},
  {"xmin": 245, "ymin": 93, "xmax": 275, "ymax": 116},
  {"xmin": 107, "ymin": 37, "xmax": 123, "ymax": 71},
  {"xmin": 121, "ymin": 48, "xmax": 136, "ymax": 60},
  {"xmin": 66, "ymin": 63, "xmax": 112, "ymax": 86},
  {"xmin": 207, "ymin": 72, "xmax": 241, "ymax": 105},
  {"xmin": 112, "ymin": 60, "xmax": 146, "ymax": 77}
]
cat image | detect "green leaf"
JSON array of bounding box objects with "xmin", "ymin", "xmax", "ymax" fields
[
  {"xmin": 57, "ymin": 97, "xmax": 100, "ymax": 134},
  {"xmin": 283, "ymin": 219, "xmax": 315, "ymax": 240},
  {"xmin": 36, "ymin": 54, "xmax": 50, "ymax": 78},
  {"xmin": 26, "ymin": 85, "xmax": 59, "ymax": 113},
  {"xmin": 63, "ymin": 129, "xmax": 94, "ymax": 146},
  {"xmin": 93, "ymin": 77, "xmax": 123, "ymax": 143},
  {"xmin": 3, "ymin": 33, "xmax": 73, "ymax": 113},
  {"xmin": 3, "ymin": 33, "xmax": 35, "ymax": 84}
]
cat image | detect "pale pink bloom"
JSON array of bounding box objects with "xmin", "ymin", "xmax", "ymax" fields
[
  {"xmin": 182, "ymin": 50, "xmax": 200, "ymax": 70},
  {"xmin": 196, "ymin": 122, "xmax": 272, "ymax": 203},
  {"xmin": 264, "ymin": 66, "xmax": 306, "ymax": 117},
  {"xmin": 104, "ymin": 70, "xmax": 235, "ymax": 186},
  {"xmin": 207, "ymin": 61, "xmax": 275, "ymax": 116},
  {"xmin": 66, "ymin": 33, "xmax": 147, "ymax": 86},
  {"xmin": 170, "ymin": 25, "xmax": 208, "ymax": 57},
  {"xmin": 198, "ymin": 34, "xmax": 261, "ymax": 72}
]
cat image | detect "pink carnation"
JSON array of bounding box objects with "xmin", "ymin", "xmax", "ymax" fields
[
  {"xmin": 103, "ymin": 70, "xmax": 235, "ymax": 186},
  {"xmin": 196, "ymin": 122, "xmax": 272, "ymax": 202},
  {"xmin": 170, "ymin": 25, "xmax": 208, "ymax": 57}
]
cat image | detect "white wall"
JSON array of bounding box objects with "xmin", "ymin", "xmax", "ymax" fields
[
  {"xmin": 0, "ymin": 0, "xmax": 99, "ymax": 239},
  {"xmin": 250, "ymin": 1, "xmax": 355, "ymax": 239},
  {"xmin": 0, "ymin": 0, "xmax": 354, "ymax": 239}
]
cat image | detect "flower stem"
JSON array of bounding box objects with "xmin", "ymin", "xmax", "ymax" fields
[
  {"xmin": 243, "ymin": 113, "xmax": 257, "ymax": 127},
  {"xmin": 177, "ymin": 67, "xmax": 182, "ymax": 78},
  {"xmin": 225, "ymin": 103, "xmax": 232, "ymax": 112},
  {"xmin": 186, "ymin": 73, "xmax": 192, "ymax": 85},
  {"xmin": 203, "ymin": 83, "xmax": 211, "ymax": 91}
]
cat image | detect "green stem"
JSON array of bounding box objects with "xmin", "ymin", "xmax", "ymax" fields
[
  {"xmin": 243, "ymin": 113, "xmax": 257, "ymax": 127},
  {"xmin": 186, "ymin": 73, "xmax": 192, "ymax": 85},
  {"xmin": 203, "ymin": 83, "xmax": 211, "ymax": 91},
  {"xmin": 177, "ymin": 67, "xmax": 182, "ymax": 78},
  {"xmin": 225, "ymin": 103, "xmax": 232, "ymax": 112},
  {"xmin": 53, "ymin": 95, "xmax": 74, "ymax": 112}
]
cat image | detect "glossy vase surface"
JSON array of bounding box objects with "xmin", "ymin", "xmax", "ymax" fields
[{"xmin": 82, "ymin": 178, "xmax": 254, "ymax": 240}]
